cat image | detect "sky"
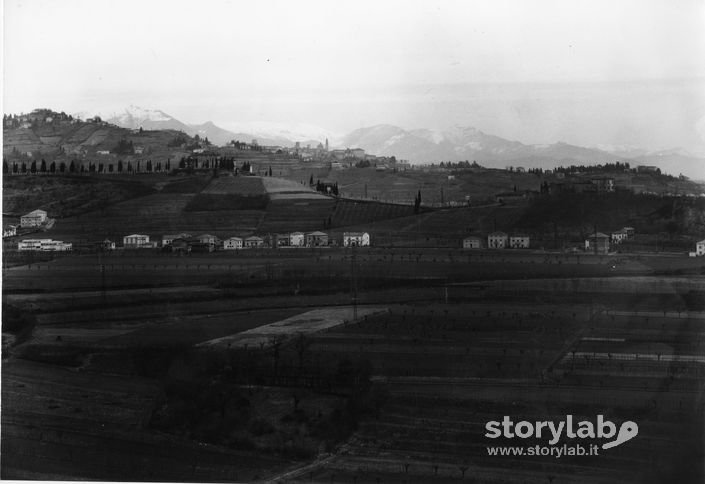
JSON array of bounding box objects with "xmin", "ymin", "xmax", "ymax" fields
[{"xmin": 3, "ymin": 0, "xmax": 705, "ymax": 153}]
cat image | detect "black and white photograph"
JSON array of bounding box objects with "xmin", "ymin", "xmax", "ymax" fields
[{"xmin": 2, "ymin": 0, "xmax": 705, "ymax": 482}]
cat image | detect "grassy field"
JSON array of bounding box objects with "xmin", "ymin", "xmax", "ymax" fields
[{"xmin": 2, "ymin": 250, "xmax": 704, "ymax": 482}]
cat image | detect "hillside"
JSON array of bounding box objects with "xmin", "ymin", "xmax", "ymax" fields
[
  {"xmin": 104, "ymin": 106, "xmax": 241, "ymax": 146},
  {"xmin": 3, "ymin": 109, "xmax": 195, "ymax": 162},
  {"xmin": 3, "ymin": 173, "xmax": 423, "ymax": 244}
]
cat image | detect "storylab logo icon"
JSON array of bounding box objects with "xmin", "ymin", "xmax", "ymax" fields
[{"xmin": 484, "ymin": 415, "xmax": 639, "ymax": 458}]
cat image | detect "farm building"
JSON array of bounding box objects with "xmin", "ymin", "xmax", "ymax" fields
[
  {"xmin": 162, "ymin": 233, "xmax": 192, "ymax": 246},
  {"xmin": 197, "ymin": 234, "xmax": 220, "ymax": 248},
  {"xmin": 3, "ymin": 224, "xmax": 17, "ymax": 237},
  {"xmin": 611, "ymin": 229, "xmax": 629, "ymax": 244},
  {"xmin": 289, "ymin": 232, "xmax": 305, "ymax": 247},
  {"xmin": 19, "ymin": 239, "xmax": 48, "ymax": 251},
  {"xmin": 276, "ymin": 234, "xmax": 290, "ymax": 247},
  {"xmin": 101, "ymin": 239, "xmax": 116, "ymax": 250},
  {"xmin": 623, "ymin": 227, "xmax": 635, "ymax": 238},
  {"xmin": 343, "ymin": 232, "xmax": 370, "ymax": 247},
  {"xmin": 306, "ymin": 231, "xmax": 329, "ymax": 247},
  {"xmin": 462, "ymin": 236, "xmax": 482, "ymax": 249},
  {"xmin": 223, "ymin": 237, "xmax": 243, "ymax": 250},
  {"xmin": 244, "ymin": 236, "xmax": 264, "ymax": 248},
  {"xmin": 585, "ymin": 232, "xmax": 610, "ymax": 254},
  {"xmin": 40, "ymin": 240, "xmax": 73, "ymax": 251},
  {"xmin": 20, "ymin": 209, "xmax": 48, "ymax": 228},
  {"xmin": 170, "ymin": 238, "xmax": 191, "ymax": 253},
  {"xmin": 509, "ymin": 235, "xmax": 530, "ymax": 249},
  {"xmin": 123, "ymin": 234, "xmax": 151, "ymax": 248},
  {"xmin": 18, "ymin": 239, "xmax": 72, "ymax": 252},
  {"xmin": 487, "ymin": 232, "xmax": 508, "ymax": 249}
]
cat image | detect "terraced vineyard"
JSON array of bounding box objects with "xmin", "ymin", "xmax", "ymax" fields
[
  {"xmin": 258, "ymin": 199, "xmax": 336, "ymax": 233},
  {"xmin": 330, "ymin": 199, "xmax": 415, "ymax": 227},
  {"xmin": 201, "ymin": 176, "xmax": 266, "ymax": 196},
  {"xmin": 287, "ymin": 301, "xmax": 705, "ymax": 484}
]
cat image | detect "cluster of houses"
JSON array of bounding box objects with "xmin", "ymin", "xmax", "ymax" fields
[
  {"xmin": 115, "ymin": 231, "xmax": 371, "ymax": 253},
  {"xmin": 462, "ymin": 232, "xmax": 531, "ymax": 250},
  {"xmin": 462, "ymin": 227, "xmax": 639, "ymax": 254},
  {"xmin": 3, "ymin": 209, "xmax": 55, "ymax": 239},
  {"xmin": 585, "ymin": 227, "xmax": 635, "ymax": 254}
]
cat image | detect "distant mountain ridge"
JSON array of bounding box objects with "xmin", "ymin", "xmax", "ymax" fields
[
  {"xmin": 101, "ymin": 106, "xmax": 335, "ymax": 148},
  {"xmin": 341, "ymin": 124, "xmax": 705, "ymax": 178},
  {"xmin": 103, "ymin": 106, "xmax": 238, "ymax": 146},
  {"xmin": 74, "ymin": 105, "xmax": 704, "ymax": 178}
]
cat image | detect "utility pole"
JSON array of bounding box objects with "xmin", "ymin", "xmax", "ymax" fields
[
  {"xmin": 350, "ymin": 245, "xmax": 358, "ymax": 322},
  {"xmin": 97, "ymin": 250, "xmax": 106, "ymax": 307}
]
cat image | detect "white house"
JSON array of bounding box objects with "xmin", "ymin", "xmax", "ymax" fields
[
  {"xmin": 487, "ymin": 231, "xmax": 508, "ymax": 249},
  {"xmin": 290, "ymin": 232, "xmax": 305, "ymax": 247},
  {"xmin": 18, "ymin": 239, "xmax": 50, "ymax": 251},
  {"xmin": 611, "ymin": 229, "xmax": 629, "ymax": 244},
  {"xmin": 123, "ymin": 234, "xmax": 150, "ymax": 248},
  {"xmin": 306, "ymin": 231, "xmax": 329, "ymax": 247},
  {"xmin": 244, "ymin": 236, "xmax": 264, "ymax": 248},
  {"xmin": 462, "ymin": 236, "xmax": 482, "ymax": 249},
  {"xmin": 223, "ymin": 237, "xmax": 243, "ymax": 250},
  {"xmin": 40, "ymin": 240, "xmax": 73, "ymax": 251},
  {"xmin": 197, "ymin": 234, "xmax": 220, "ymax": 248},
  {"xmin": 585, "ymin": 232, "xmax": 610, "ymax": 254},
  {"xmin": 696, "ymin": 239, "xmax": 705, "ymax": 257},
  {"xmin": 343, "ymin": 232, "xmax": 370, "ymax": 247},
  {"xmin": 18, "ymin": 239, "xmax": 71, "ymax": 251},
  {"xmin": 20, "ymin": 209, "xmax": 48, "ymax": 228},
  {"xmin": 509, "ymin": 235, "xmax": 530, "ymax": 249},
  {"xmin": 3, "ymin": 224, "xmax": 17, "ymax": 238}
]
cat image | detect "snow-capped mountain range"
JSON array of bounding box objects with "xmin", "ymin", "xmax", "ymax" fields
[
  {"xmin": 75, "ymin": 106, "xmax": 704, "ymax": 178},
  {"xmin": 341, "ymin": 124, "xmax": 705, "ymax": 177},
  {"xmin": 79, "ymin": 106, "xmax": 337, "ymax": 147}
]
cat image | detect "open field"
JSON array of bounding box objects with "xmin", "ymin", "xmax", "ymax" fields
[
  {"xmin": 282, "ymin": 166, "xmax": 544, "ymax": 205},
  {"xmin": 199, "ymin": 306, "xmax": 388, "ymax": 349},
  {"xmin": 260, "ymin": 176, "xmax": 329, "ymax": 200},
  {"xmin": 3, "ymin": 236, "xmax": 705, "ymax": 482},
  {"xmin": 280, "ymin": 303, "xmax": 704, "ymax": 484}
]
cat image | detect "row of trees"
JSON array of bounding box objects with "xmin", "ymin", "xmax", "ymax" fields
[
  {"xmin": 3, "ymin": 158, "xmax": 172, "ymax": 174},
  {"xmin": 312, "ymin": 179, "xmax": 340, "ymax": 196},
  {"xmin": 230, "ymin": 140, "xmax": 264, "ymax": 151}
]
